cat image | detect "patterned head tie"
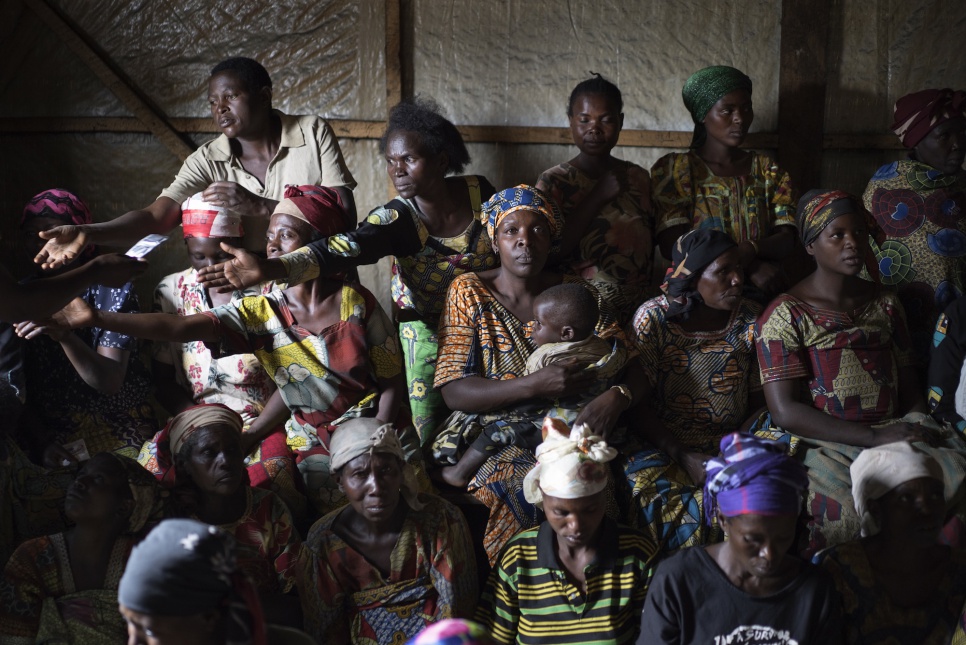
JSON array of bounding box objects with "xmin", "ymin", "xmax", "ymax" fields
[
  {"xmin": 22, "ymin": 188, "xmax": 92, "ymax": 227},
  {"xmin": 704, "ymin": 433, "xmax": 808, "ymax": 525},
  {"xmin": 795, "ymin": 189, "xmax": 884, "ymax": 284},
  {"xmin": 329, "ymin": 417, "xmax": 424, "ymax": 511},
  {"xmin": 181, "ymin": 192, "xmax": 244, "ymax": 239},
  {"xmin": 119, "ymin": 519, "xmax": 266, "ymax": 645},
  {"xmin": 274, "ymin": 184, "xmax": 351, "ymax": 238},
  {"xmin": 22, "ymin": 188, "xmax": 96, "ymax": 262},
  {"xmin": 682, "ymin": 65, "xmax": 753, "ymax": 148},
  {"xmin": 891, "ymin": 88, "xmax": 966, "ymax": 149},
  {"xmin": 851, "ymin": 441, "xmax": 944, "ymax": 537},
  {"xmin": 481, "ymin": 184, "xmax": 564, "ymax": 248},
  {"xmin": 661, "ymin": 228, "xmax": 737, "ymax": 320},
  {"xmin": 152, "ymin": 403, "xmax": 244, "ymax": 487},
  {"xmin": 523, "ymin": 417, "xmax": 617, "ymax": 507}
]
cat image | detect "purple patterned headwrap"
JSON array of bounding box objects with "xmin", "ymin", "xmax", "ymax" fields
[{"xmin": 704, "ymin": 433, "xmax": 808, "ymax": 525}]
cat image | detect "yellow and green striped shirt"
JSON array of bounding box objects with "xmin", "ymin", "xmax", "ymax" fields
[{"xmin": 476, "ymin": 519, "xmax": 656, "ymax": 644}]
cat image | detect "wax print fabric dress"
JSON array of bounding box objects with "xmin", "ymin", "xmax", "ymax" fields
[
  {"xmin": 298, "ymin": 494, "xmax": 478, "ymax": 644},
  {"xmin": 863, "ymin": 159, "xmax": 966, "ymax": 365},
  {"xmin": 651, "ymin": 151, "xmax": 796, "ymax": 244},
  {"xmin": 536, "ymin": 160, "xmax": 654, "ymax": 322},
  {"xmin": 432, "ymin": 273, "xmax": 625, "ymax": 563},
  {"xmin": 757, "ymin": 292, "xmax": 966, "ymax": 554},
  {"xmin": 272, "ymin": 176, "xmax": 497, "ymax": 445},
  {"xmin": 202, "ymin": 281, "xmax": 404, "ymax": 514},
  {"xmin": 210, "ymin": 487, "xmax": 301, "ymax": 595},
  {"xmin": 623, "ymin": 295, "xmax": 763, "ymax": 556},
  {"xmin": 0, "ymin": 533, "xmax": 132, "ymax": 644}
]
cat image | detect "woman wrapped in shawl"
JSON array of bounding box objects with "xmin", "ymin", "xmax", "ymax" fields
[
  {"xmin": 14, "ymin": 188, "xmax": 157, "ymax": 464},
  {"xmin": 429, "ymin": 185, "xmax": 646, "ymax": 563},
  {"xmin": 652, "ymin": 65, "xmax": 800, "ymax": 302},
  {"xmin": 298, "ymin": 417, "xmax": 478, "ymax": 644},
  {"xmin": 148, "ymin": 404, "xmax": 302, "ymax": 626},
  {"xmin": 52, "ymin": 185, "xmax": 416, "ymax": 516},
  {"xmin": 816, "ymin": 442, "xmax": 966, "ymax": 644},
  {"xmin": 861, "ymin": 89, "xmax": 966, "ymax": 376},
  {"xmin": 639, "ymin": 433, "xmax": 842, "ymax": 644},
  {"xmin": 756, "ymin": 189, "xmax": 966, "ymax": 554},
  {"xmin": 622, "ymin": 228, "xmax": 767, "ymax": 557},
  {"xmin": 0, "ymin": 452, "xmax": 164, "ymax": 644}
]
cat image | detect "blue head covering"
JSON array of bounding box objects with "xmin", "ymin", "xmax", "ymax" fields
[{"xmin": 481, "ymin": 185, "xmax": 564, "ymax": 251}]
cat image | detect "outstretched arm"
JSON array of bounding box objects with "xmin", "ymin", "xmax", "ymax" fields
[
  {"xmin": 35, "ymin": 197, "xmax": 181, "ymax": 270},
  {"xmin": 198, "ymin": 201, "xmax": 423, "ymax": 291},
  {"xmin": 14, "ymin": 311, "xmax": 135, "ymax": 395},
  {"xmin": 0, "ymin": 255, "xmax": 147, "ymax": 323},
  {"xmin": 54, "ymin": 298, "xmax": 219, "ymax": 345}
]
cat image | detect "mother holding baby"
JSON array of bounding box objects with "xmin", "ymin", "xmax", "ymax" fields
[{"xmin": 430, "ymin": 185, "xmax": 646, "ymax": 563}]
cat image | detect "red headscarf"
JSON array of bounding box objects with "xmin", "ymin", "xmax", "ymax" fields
[
  {"xmin": 181, "ymin": 192, "xmax": 244, "ymax": 239},
  {"xmin": 891, "ymin": 88, "xmax": 966, "ymax": 148},
  {"xmin": 272, "ymin": 185, "xmax": 350, "ymax": 237}
]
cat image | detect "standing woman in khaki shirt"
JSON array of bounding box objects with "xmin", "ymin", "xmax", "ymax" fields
[{"xmin": 35, "ymin": 56, "xmax": 357, "ymax": 268}]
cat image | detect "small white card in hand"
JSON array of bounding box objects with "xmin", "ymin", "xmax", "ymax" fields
[
  {"xmin": 125, "ymin": 234, "xmax": 169, "ymax": 258},
  {"xmin": 62, "ymin": 439, "xmax": 91, "ymax": 462}
]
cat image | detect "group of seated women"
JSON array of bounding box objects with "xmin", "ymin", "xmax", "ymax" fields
[{"xmin": 1, "ymin": 54, "xmax": 966, "ymax": 644}]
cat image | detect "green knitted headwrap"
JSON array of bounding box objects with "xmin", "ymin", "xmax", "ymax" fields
[{"xmin": 682, "ymin": 65, "xmax": 753, "ymax": 149}]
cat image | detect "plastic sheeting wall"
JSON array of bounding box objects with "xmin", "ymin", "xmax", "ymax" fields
[
  {"xmin": 0, "ymin": 0, "xmax": 390, "ymax": 307},
  {"xmin": 1, "ymin": 0, "xmax": 965, "ymax": 310},
  {"xmin": 823, "ymin": 0, "xmax": 966, "ymax": 195}
]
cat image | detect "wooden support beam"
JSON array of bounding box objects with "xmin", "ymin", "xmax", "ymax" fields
[
  {"xmin": 777, "ymin": 0, "xmax": 832, "ymax": 192},
  {"xmin": 384, "ymin": 0, "xmax": 402, "ymax": 200},
  {"xmin": 22, "ymin": 0, "xmax": 194, "ymax": 161},
  {"xmin": 385, "ymin": 0, "xmax": 402, "ymax": 109},
  {"xmin": 1, "ymin": 117, "xmax": 900, "ymax": 151},
  {"xmin": 0, "ymin": 117, "xmax": 388, "ymax": 140}
]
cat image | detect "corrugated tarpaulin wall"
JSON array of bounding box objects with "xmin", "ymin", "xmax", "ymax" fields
[{"xmin": 1, "ymin": 0, "xmax": 965, "ymax": 310}]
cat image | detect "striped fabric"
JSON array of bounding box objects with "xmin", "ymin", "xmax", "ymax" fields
[{"xmin": 476, "ymin": 519, "xmax": 655, "ymax": 644}]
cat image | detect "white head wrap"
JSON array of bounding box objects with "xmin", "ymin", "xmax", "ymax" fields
[
  {"xmin": 330, "ymin": 418, "xmax": 424, "ymax": 511},
  {"xmin": 851, "ymin": 441, "xmax": 944, "ymax": 537},
  {"xmin": 523, "ymin": 418, "xmax": 617, "ymax": 507}
]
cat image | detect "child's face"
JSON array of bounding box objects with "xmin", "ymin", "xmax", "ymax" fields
[{"xmin": 532, "ymin": 300, "xmax": 567, "ymax": 346}]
